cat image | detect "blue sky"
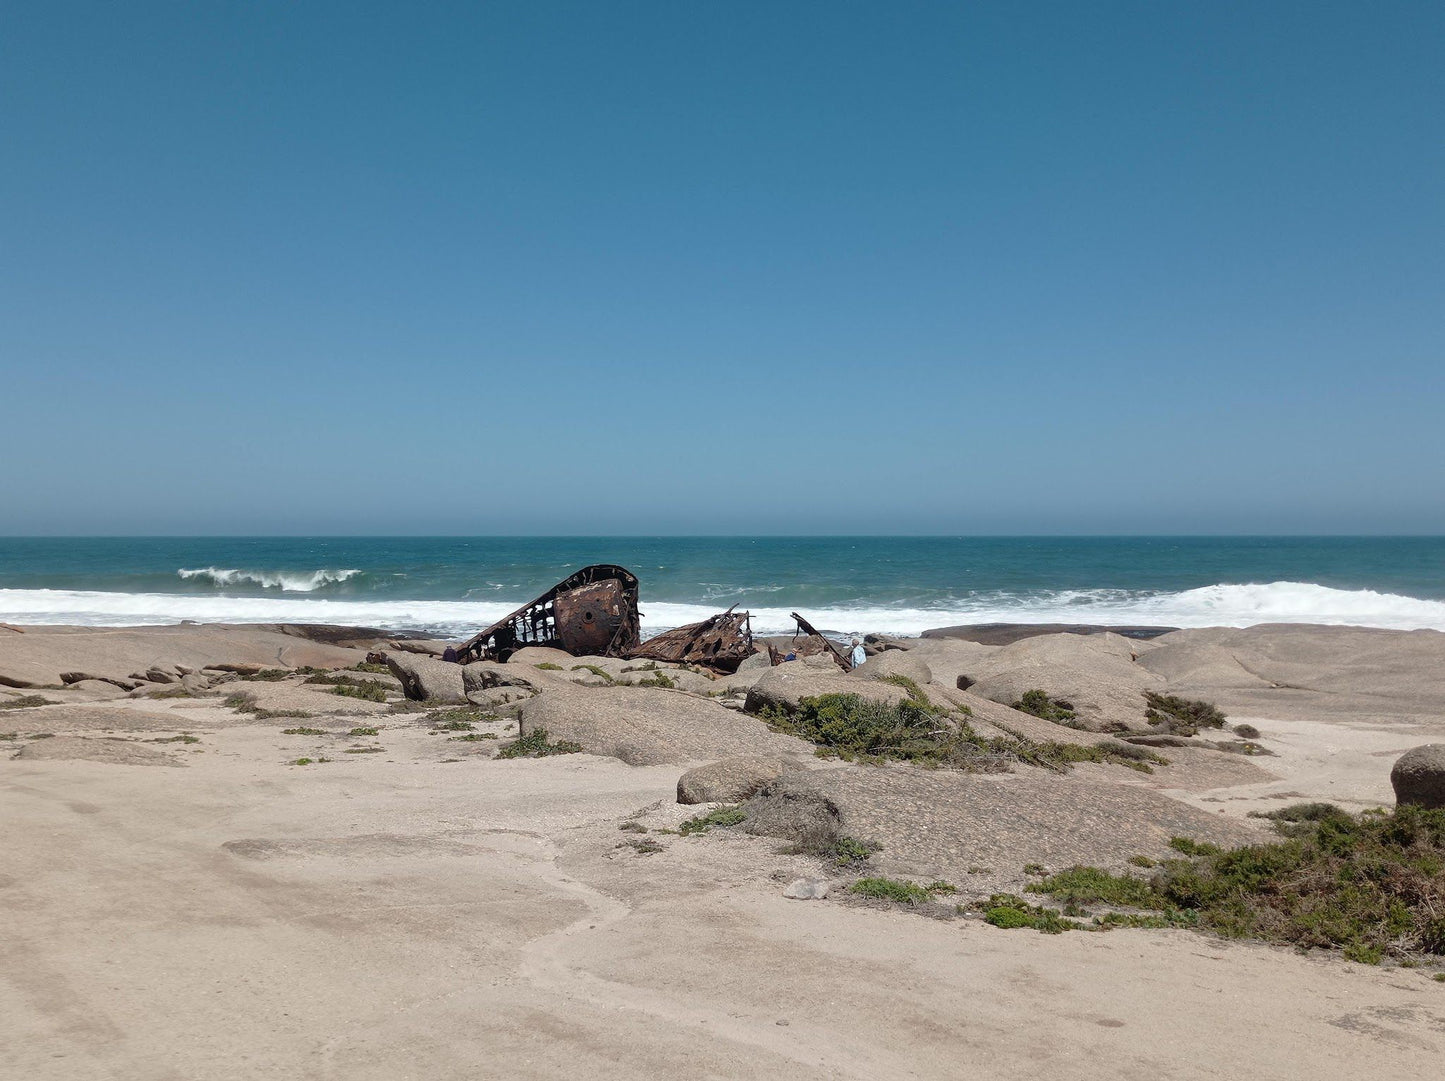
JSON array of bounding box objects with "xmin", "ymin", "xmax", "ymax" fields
[{"xmin": 2, "ymin": 1, "xmax": 1441, "ymax": 535}]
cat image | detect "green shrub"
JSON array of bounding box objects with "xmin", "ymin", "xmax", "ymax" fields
[
  {"xmin": 495, "ymin": 727, "xmax": 582, "ymax": 759},
  {"xmin": 849, "ymin": 877, "xmax": 933, "ymax": 905},
  {"xmin": 679, "ymin": 806, "xmax": 748, "ymax": 835},
  {"xmin": 282, "ymin": 727, "xmax": 327, "ymax": 736},
  {"xmin": 331, "ymin": 681, "xmax": 387, "ymax": 702},
  {"xmin": 1013, "ymin": 689, "xmax": 1076, "ymax": 723},
  {"xmin": 1027, "ymin": 866, "xmax": 1160, "ymax": 907},
  {"xmin": 1143, "ymin": 691, "xmax": 1226, "ymax": 734},
  {"xmin": 348, "ymin": 726, "xmax": 379, "ymax": 737},
  {"xmin": 983, "ymin": 894, "xmax": 1083, "ymax": 934},
  {"xmin": 239, "ymin": 669, "xmax": 292, "ymax": 682},
  {"xmin": 635, "ymin": 671, "xmax": 677, "ymax": 689}
]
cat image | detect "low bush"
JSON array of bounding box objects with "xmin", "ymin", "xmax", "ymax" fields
[
  {"xmin": 679, "ymin": 805, "xmax": 748, "ymax": 835},
  {"xmin": 1143, "ymin": 691, "xmax": 1226, "ymax": 734},
  {"xmin": 495, "ymin": 727, "xmax": 582, "ymax": 759},
  {"xmin": 1013, "ymin": 689, "xmax": 1076, "ymax": 723},
  {"xmin": 332, "ymin": 681, "xmax": 387, "ymax": 702}
]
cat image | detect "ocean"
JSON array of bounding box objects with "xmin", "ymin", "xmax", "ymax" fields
[{"xmin": 1, "ymin": 536, "xmax": 1443, "ymax": 638}]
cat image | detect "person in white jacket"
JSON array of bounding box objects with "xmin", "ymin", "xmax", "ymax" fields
[{"xmin": 849, "ymin": 639, "xmax": 866, "ymax": 669}]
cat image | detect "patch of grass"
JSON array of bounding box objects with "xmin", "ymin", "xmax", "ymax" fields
[
  {"xmin": 281, "ymin": 726, "xmax": 328, "ymax": 736},
  {"xmin": 679, "ymin": 805, "xmax": 748, "ymax": 835},
  {"xmin": 1129, "ymin": 855, "xmax": 1157, "ymax": 868},
  {"xmin": 0, "ymin": 694, "xmax": 58, "ymax": 709},
  {"xmin": 29, "ymin": 732, "xmax": 55, "ymax": 739},
  {"xmin": 0, "ymin": 733, "xmax": 17, "ymax": 741},
  {"xmin": 621, "ymin": 838, "xmax": 664, "ymax": 855},
  {"xmin": 148, "ymin": 734, "xmax": 201, "ymax": 744},
  {"xmin": 239, "ymin": 669, "xmax": 292, "ymax": 682},
  {"xmin": 290, "ymin": 756, "xmax": 330, "ymax": 765},
  {"xmin": 1143, "ymin": 691, "xmax": 1226, "ymax": 734},
  {"xmin": 348, "ymin": 726, "xmax": 380, "ymax": 737},
  {"xmin": 1023, "ymin": 863, "xmax": 1047, "ymax": 876},
  {"xmin": 448, "ymin": 732, "xmax": 498, "ymax": 741},
  {"xmin": 618, "ymin": 821, "xmax": 649, "ymax": 833},
  {"xmin": 349, "ymin": 662, "xmax": 391, "ymax": 674},
  {"xmin": 765, "ymin": 693, "xmax": 1005, "ymax": 770},
  {"xmin": 999, "ymin": 807, "xmax": 1445, "ymax": 964},
  {"xmin": 1016, "ymin": 739, "xmax": 1168, "ymax": 774},
  {"xmin": 344, "ymin": 747, "xmax": 384, "ymax": 754},
  {"xmin": 926, "ymin": 880, "xmax": 958, "ymax": 895},
  {"xmin": 431, "ymin": 719, "xmax": 475, "ymax": 732},
  {"xmin": 1435, "ymin": 973, "xmax": 1445, "ymax": 982},
  {"xmin": 984, "ymin": 894, "xmax": 1084, "ymax": 934},
  {"xmin": 1248, "ymin": 802, "xmax": 1351, "ymax": 835},
  {"xmin": 1012, "ymin": 689, "xmax": 1077, "ymax": 723},
  {"xmin": 571, "ymin": 664, "xmax": 616, "ymax": 684},
  {"xmin": 144, "ymin": 686, "xmax": 194, "ymax": 699},
  {"xmin": 635, "ymin": 671, "xmax": 677, "ymax": 689},
  {"xmin": 849, "ymin": 877, "xmax": 934, "ymax": 905},
  {"xmin": 534, "ymin": 662, "xmax": 564, "ymax": 671},
  {"xmin": 1027, "ymin": 866, "xmax": 1160, "ymax": 908},
  {"xmin": 223, "ymin": 692, "xmax": 311, "ymax": 720},
  {"xmin": 495, "ymin": 727, "xmax": 582, "ymax": 759},
  {"xmin": 332, "ymin": 681, "xmax": 387, "ymax": 702},
  {"xmin": 426, "ymin": 706, "xmax": 492, "ymax": 726},
  {"xmin": 1168, "ymin": 836, "xmax": 1224, "ymax": 857}
]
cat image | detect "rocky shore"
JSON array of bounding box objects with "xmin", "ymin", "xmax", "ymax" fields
[{"xmin": 4, "ymin": 619, "xmax": 1445, "ymax": 1079}]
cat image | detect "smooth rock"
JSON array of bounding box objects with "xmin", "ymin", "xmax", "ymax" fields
[
  {"xmin": 677, "ymin": 756, "xmax": 787, "ymax": 805},
  {"xmin": 744, "ymin": 663, "xmax": 910, "ymax": 717},
  {"xmin": 782, "ymin": 878, "xmax": 830, "ymax": 900},
  {"xmin": 385, "ymin": 652, "xmax": 466, "ymax": 703},
  {"xmin": 1391, "ymin": 744, "xmax": 1445, "ymax": 809}
]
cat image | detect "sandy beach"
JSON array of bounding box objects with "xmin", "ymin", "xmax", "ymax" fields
[{"xmin": 3, "ymin": 620, "xmax": 1444, "ymax": 1079}]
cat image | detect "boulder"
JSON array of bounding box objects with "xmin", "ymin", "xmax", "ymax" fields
[
  {"xmin": 1391, "ymin": 744, "xmax": 1445, "ymax": 810},
  {"xmin": 385, "ymin": 652, "xmax": 466, "ymax": 703},
  {"xmin": 462, "ymin": 661, "xmax": 540, "ymax": 694},
  {"xmin": 852, "ymin": 650, "xmax": 933, "ymax": 687},
  {"xmin": 736, "ymin": 650, "xmax": 773, "ymax": 672},
  {"xmin": 962, "ymin": 633, "xmax": 1164, "ymax": 733},
  {"xmin": 518, "ymin": 684, "xmax": 811, "ymax": 766},
  {"xmin": 744, "ymin": 663, "xmax": 911, "ymax": 717},
  {"xmin": 676, "ymin": 756, "xmax": 788, "ymax": 805},
  {"xmin": 180, "ymin": 672, "xmax": 214, "ymax": 694},
  {"xmin": 507, "ymin": 646, "xmax": 578, "ymax": 669}
]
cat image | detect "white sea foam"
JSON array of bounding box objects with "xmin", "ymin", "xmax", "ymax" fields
[
  {"xmin": 3, "ymin": 581, "xmax": 1445, "ymax": 637},
  {"xmin": 177, "ymin": 567, "xmax": 362, "ymax": 592}
]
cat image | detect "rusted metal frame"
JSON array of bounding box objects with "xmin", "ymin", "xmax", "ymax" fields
[{"xmin": 789, "ymin": 611, "xmax": 851, "ymax": 671}]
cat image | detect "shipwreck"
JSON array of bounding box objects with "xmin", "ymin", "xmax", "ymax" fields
[{"xmin": 456, "ymin": 564, "xmax": 756, "ymax": 672}]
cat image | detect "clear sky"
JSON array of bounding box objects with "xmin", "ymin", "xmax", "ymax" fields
[{"xmin": 2, "ymin": 1, "xmax": 1441, "ymax": 535}]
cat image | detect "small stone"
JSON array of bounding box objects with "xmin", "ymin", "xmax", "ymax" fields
[{"xmin": 782, "ymin": 878, "xmax": 829, "ymax": 900}]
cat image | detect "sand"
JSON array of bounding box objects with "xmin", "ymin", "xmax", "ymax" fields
[{"xmin": 4, "ymin": 622, "xmax": 1445, "ymax": 1079}]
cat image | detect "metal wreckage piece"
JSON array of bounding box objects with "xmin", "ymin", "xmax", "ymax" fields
[
  {"xmin": 456, "ymin": 565, "xmax": 642, "ymax": 664},
  {"xmin": 455, "ymin": 564, "xmax": 756, "ymax": 673}
]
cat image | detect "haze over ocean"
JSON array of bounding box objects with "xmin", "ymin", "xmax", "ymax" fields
[{"xmin": 2, "ymin": 536, "xmax": 1443, "ymax": 638}]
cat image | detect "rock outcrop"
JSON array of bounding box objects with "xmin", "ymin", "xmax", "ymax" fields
[{"xmin": 743, "ymin": 663, "xmax": 910, "ymax": 717}]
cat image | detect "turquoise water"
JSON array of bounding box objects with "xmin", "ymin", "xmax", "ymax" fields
[{"xmin": 1, "ymin": 536, "xmax": 1443, "ymax": 636}]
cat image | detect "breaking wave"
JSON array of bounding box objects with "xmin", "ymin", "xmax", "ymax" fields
[
  {"xmin": 2, "ymin": 581, "xmax": 1444, "ymax": 637},
  {"xmin": 177, "ymin": 567, "xmax": 362, "ymax": 592}
]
